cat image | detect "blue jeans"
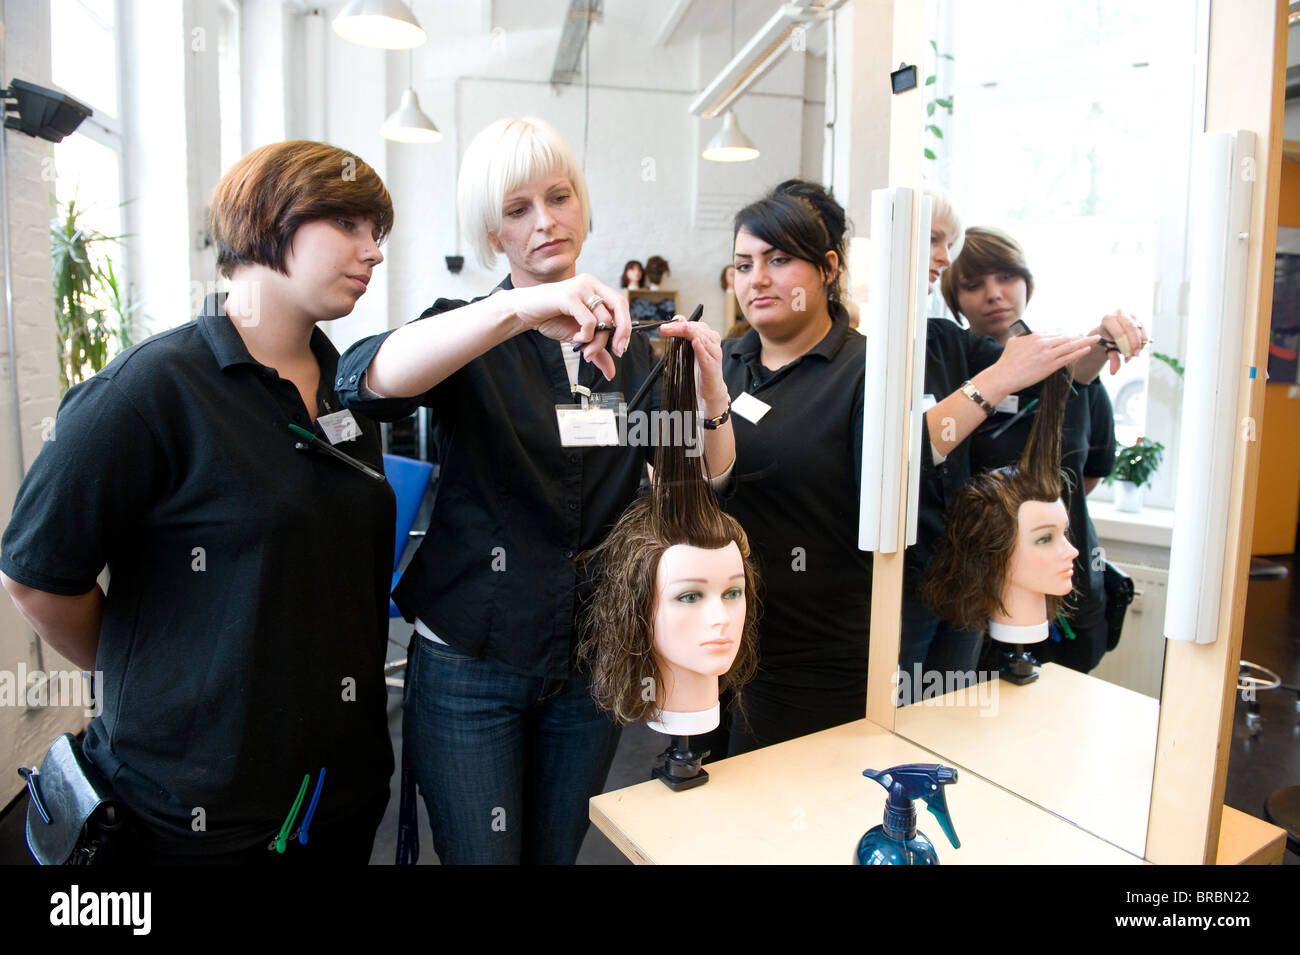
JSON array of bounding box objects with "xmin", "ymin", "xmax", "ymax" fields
[
  {"xmin": 403, "ymin": 636, "xmax": 621, "ymax": 864},
  {"xmin": 898, "ymin": 596, "xmax": 983, "ymax": 706}
]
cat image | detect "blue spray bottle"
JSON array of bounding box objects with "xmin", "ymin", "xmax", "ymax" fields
[{"xmin": 854, "ymin": 763, "xmax": 961, "ymax": 865}]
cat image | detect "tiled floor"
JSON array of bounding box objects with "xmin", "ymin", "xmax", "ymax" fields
[
  {"xmin": 5, "ymin": 560, "xmax": 1298, "ymax": 865},
  {"xmin": 1225, "ymin": 556, "xmax": 1300, "ymax": 864}
]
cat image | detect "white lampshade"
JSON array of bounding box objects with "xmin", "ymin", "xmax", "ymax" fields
[
  {"xmin": 381, "ymin": 88, "xmax": 442, "ymax": 143},
  {"xmin": 702, "ymin": 110, "xmax": 759, "ymax": 163},
  {"xmin": 332, "ymin": 0, "xmax": 426, "ymax": 49}
]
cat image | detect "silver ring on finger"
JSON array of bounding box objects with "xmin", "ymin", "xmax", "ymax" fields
[{"xmin": 585, "ymin": 294, "xmax": 604, "ymax": 312}]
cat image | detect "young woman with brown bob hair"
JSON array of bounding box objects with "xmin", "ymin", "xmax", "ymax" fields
[{"xmin": 1, "ymin": 140, "xmax": 397, "ymax": 863}]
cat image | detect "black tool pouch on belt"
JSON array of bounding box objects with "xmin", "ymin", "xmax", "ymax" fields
[
  {"xmin": 1102, "ymin": 561, "xmax": 1136, "ymax": 653},
  {"xmin": 19, "ymin": 733, "xmax": 123, "ymax": 865}
]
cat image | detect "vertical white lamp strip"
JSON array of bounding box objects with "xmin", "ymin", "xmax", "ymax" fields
[
  {"xmin": 859, "ymin": 188, "xmax": 914, "ymax": 553},
  {"xmin": 1164, "ymin": 130, "xmax": 1255, "ymax": 644},
  {"xmin": 904, "ymin": 196, "xmax": 932, "ymax": 547}
]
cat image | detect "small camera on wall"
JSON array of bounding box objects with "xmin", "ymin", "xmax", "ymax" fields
[
  {"xmin": 3, "ymin": 80, "xmax": 93, "ymax": 143},
  {"xmin": 890, "ymin": 63, "xmax": 918, "ymax": 95}
]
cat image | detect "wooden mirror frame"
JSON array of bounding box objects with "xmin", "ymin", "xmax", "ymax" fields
[{"xmin": 863, "ymin": 0, "xmax": 1287, "ymax": 866}]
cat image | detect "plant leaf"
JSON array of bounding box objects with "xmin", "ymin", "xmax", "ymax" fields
[{"xmin": 924, "ymin": 148, "xmax": 937, "ymax": 160}]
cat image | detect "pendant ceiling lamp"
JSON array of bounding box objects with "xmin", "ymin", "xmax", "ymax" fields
[
  {"xmin": 702, "ymin": 110, "xmax": 759, "ymax": 162},
  {"xmin": 702, "ymin": 1, "xmax": 759, "ymax": 163},
  {"xmin": 382, "ymin": 87, "xmax": 441, "ymax": 143},
  {"xmin": 332, "ymin": 0, "xmax": 427, "ymax": 49}
]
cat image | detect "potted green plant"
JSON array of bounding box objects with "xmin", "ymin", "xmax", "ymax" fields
[
  {"xmin": 1105, "ymin": 436, "xmax": 1165, "ymax": 513},
  {"xmin": 50, "ymin": 196, "xmax": 136, "ymax": 394}
]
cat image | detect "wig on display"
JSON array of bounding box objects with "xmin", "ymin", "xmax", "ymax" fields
[
  {"xmin": 925, "ymin": 367, "xmax": 1075, "ymax": 630},
  {"xmin": 577, "ymin": 337, "xmax": 759, "ymax": 724}
]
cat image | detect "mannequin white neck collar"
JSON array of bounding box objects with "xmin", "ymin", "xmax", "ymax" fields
[
  {"xmin": 988, "ymin": 619, "xmax": 1049, "ymax": 644},
  {"xmin": 647, "ymin": 703, "xmax": 721, "ymax": 736}
]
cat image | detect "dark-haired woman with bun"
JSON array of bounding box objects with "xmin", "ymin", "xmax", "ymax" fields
[{"xmin": 720, "ymin": 179, "xmax": 871, "ymax": 754}]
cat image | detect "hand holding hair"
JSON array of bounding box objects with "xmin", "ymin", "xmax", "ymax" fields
[{"xmin": 987, "ymin": 332, "xmax": 1099, "ymax": 395}]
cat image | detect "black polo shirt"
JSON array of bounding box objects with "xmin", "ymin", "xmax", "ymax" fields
[
  {"xmin": 906, "ymin": 318, "xmax": 1005, "ymax": 601},
  {"xmin": 335, "ymin": 277, "xmax": 661, "ymax": 679},
  {"xmin": 719, "ymin": 309, "xmax": 872, "ymax": 704},
  {"xmin": 0, "ymin": 295, "xmax": 394, "ymax": 854}
]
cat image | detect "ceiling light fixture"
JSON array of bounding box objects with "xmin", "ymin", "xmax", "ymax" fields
[{"xmin": 332, "ymin": 0, "xmax": 427, "ymax": 50}]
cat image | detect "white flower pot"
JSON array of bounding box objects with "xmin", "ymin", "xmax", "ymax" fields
[{"xmin": 1114, "ymin": 480, "xmax": 1144, "ymax": 513}]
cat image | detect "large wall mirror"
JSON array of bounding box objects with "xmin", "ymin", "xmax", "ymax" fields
[{"xmin": 884, "ymin": 0, "xmax": 1210, "ymax": 859}]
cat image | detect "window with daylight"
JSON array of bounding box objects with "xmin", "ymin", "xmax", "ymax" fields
[
  {"xmin": 49, "ymin": 0, "xmax": 130, "ymax": 388},
  {"xmin": 925, "ymin": 0, "xmax": 1207, "ymax": 510}
]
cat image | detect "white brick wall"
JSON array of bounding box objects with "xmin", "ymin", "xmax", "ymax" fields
[{"xmin": 0, "ymin": 0, "xmax": 92, "ymax": 804}]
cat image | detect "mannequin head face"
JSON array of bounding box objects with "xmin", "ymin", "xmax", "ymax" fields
[
  {"xmin": 579, "ymin": 501, "xmax": 759, "ymax": 723},
  {"xmin": 653, "ymin": 542, "xmax": 746, "ymax": 682},
  {"xmin": 1009, "ymin": 499, "xmax": 1077, "ymax": 598},
  {"xmin": 927, "ymin": 471, "xmax": 1075, "ymax": 631},
  {"xmin": 622, "ymin": 259, "xmax": 644, "ymax": 288}
]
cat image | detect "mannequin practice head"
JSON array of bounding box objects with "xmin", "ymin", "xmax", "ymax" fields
[
  {"xmin": 926, "ymin": 368, "xmax": 1076, "ymax": 630},
  {"xmin": 622, "ymin": 259, "xmax": 644, "ymax": 289},
  {"xmin": 578, "ymin": 339, "xmax": 759, "ymax": 723},
  {"xmin": 645, "ymin": 255, "xmax": 671, "ymax": 287}
]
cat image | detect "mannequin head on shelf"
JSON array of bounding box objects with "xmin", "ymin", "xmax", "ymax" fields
[
  {"xmin": 621, "ymin": 259, "xmax": 644, "ymax": 289},
  {"xmin": 926, "ymin": 368, "xmax": 1077, "ymax": 637},
  {"xmin": 645, "ymin": 255, "xmax": 671, "ymax": 289},
  {"xmin": 578, "ymin": 339, "xmax": 759, "ymax": 724}
]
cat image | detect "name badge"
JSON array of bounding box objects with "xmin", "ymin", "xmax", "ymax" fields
[
  {"xmin": 995, "ymin": 395, "xmax": 1019, "ymax": 414},
  {"xmin": 731, "ymin": 392, "xmax": 772, "ymax": 424},
  {"xmin": 556, "ymin": 406, "xmax": 619, "ymax": 446},
  {"xmin": 317, "ymin": 409, "xmax": 362, "ymax": 444}
]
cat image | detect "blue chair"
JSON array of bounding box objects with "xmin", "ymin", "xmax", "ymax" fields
[{"xmin": 383, "ymin": 454, "xmax": 434, "ymax": 688}]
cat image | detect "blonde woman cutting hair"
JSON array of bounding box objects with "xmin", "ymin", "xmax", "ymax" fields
[{"xmin": 337, "ymin": 117, "xmax": 734, "ymax": 864}]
